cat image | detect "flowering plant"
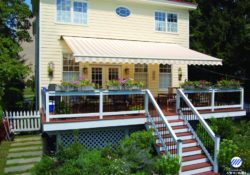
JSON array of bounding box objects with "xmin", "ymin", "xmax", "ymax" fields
[
  {"xmin": 180, "ymin": 80, "xmax": 211, "ymax": 90},
  {"xmin": 216, "ymin": 79, "xmax": 240, "ymax": 89}
]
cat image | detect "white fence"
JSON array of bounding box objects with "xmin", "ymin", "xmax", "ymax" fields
[{"xmin": 4, "ymin": 111, "xmax": 41, "ymax": 132}]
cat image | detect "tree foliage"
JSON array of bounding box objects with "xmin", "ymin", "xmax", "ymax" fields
[
  {"xmin": 0, "ymin": 0, "xmax": 32, "ymax": 110},
  {"xmin": 187, "ymin": 0, "xmax": 250, "ymax": 101}
]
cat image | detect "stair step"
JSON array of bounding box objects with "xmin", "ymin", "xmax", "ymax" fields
[
  {"xmin": 182, "ymin": 154, "xmax": 207, "ymax": 166},
  {"xmin": 182, "ymin": 162, "xmax": 212, "ymax": 171},
  {"xmin": 182, "ymin": 162, "xmax": 212, "ymax": 173},
  {"xmin": 156, "ymin": 125, "xmax": 189, "ymax": 133},
  {"xmin": 183, "ymin": 154, "xmax": 207, "ymax": 162},
  {"xmin": 193, "ymin": 171, "xmax": 218, "ymax": 175}
]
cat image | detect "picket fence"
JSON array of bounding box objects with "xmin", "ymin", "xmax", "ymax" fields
[{"xmin": 4, "ymin": 111, "xmax": 41, "ymax": 132}]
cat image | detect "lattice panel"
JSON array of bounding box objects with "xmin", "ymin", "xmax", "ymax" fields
[{"xmin": 58, "ymin": 126, "xmax": 144, "ymax": 149}]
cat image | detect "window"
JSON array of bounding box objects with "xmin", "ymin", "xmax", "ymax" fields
[
  {"xmin": 159, "ymin": 64, "xmax": 171, "ymax": 90},
  {"xmin": 155, "ymin": 12, "xmax": 166, "ymax": 32},
  {"xmin": 63, "ymin": 54, "xmax": 79, "ymax": 81},
  {"xmin": 116, "ymin": 7, "xmax": 131, "ymax": 17},
  {"xmin": 134, "ymin": 64, "xmax": 148, "ymax": 87},
  {"xmin": 92, "ymin": 67, "xmax": 103, "ymax": 88},
  {"xmin": 57, "ymin": 0, "xmax": 71, "ymax": 22},
  {"xmin": 56, "ymin": 0, "xmax": 87, "ymax": 24},
  {"xmin": 155, "ymin": 11, "xmax": 178, "ymax": 33},
  {"xmin": 108, "ymin": 68, "xmax": 119, "ymax": 80},
  {"xmin": 167, "ymin": 13, "xmax": 177, "ymax": 32}
]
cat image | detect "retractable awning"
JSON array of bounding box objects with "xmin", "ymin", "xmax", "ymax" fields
[{"xmin": 62, "ymin": 36, "xmax": 222, "ymax": 65}]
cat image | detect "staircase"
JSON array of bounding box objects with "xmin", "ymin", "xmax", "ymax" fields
[{"xmin": 146, "ymin": 115, "xmax": 216, "ymax": 175}]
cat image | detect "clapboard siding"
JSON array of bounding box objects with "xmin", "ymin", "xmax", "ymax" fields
[{"xmin": 39, "ymin": 0, "xmax": 189, "ymax": 93}]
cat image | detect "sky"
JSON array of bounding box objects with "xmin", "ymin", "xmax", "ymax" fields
[{"xmin": 25, "ymin": 0, "xmax": 32, "ymax": 10}]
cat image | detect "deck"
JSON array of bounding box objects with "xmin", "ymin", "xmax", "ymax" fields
[{"xmin": 41, "ymin": 88, "xmax": 246, "ymax": 132}]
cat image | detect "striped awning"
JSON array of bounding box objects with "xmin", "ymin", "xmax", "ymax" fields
[{"xmin": 62, "ymin": 36, "xmax": 222, "ymax": 65}]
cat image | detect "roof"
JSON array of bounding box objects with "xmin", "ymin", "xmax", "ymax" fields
[{"xmin": 62, "ymin": 36, "xmax": 222, "ymax": 66}]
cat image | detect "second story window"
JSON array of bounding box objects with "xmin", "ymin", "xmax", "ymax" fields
[
  {"xmin": 57, "ymin": 0, "xmax": 87, "ymax": 25},
  {"xmin": 155, "ymin": 11, "xmax": 178, "ymax": 33}
]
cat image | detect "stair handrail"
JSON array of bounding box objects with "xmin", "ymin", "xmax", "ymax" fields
[
  {"xmin": 146, "ymin": 90, "xmax": 178, "ymax": 142},
  {"xmin": 145, "ymin": 90, "xmax": 182, "ymax": 162},
  {"xmin": 177, "ymin": 89, "xmax": 220, "ymax": 173}
]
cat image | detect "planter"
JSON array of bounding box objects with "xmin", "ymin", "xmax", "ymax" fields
[
  {"xmin": 55, "ymin": 85, "xmax": 63, "ymax": 91},
  {"xmin": 61, "ymin": 86, "xmax": 75, "ymax": 92},
  {"xmin": 108, "ymin": 86, "xmax": 123, "ymax": 91},
  {"xmin": 78, "ymin": 86, "xmax": 94, "ymax": 91}
]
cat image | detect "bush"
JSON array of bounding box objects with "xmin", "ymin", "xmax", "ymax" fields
[
  {"xmin": 154, "ymin": 155, "xmax": 180, "ymax": 175},
  {"xmin": 218, "ymin": 139, "xmax": 239, "ymax": 171},
  {"xmin": 32, "ymin": 156, "xmax": 56, "ymax": 175}
]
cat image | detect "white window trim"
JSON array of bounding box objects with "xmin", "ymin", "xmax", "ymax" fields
[
  {"xmin": 154, "ymin": 10, "xmax": 179, "ymax": 34},
  {"xmin": 55, "ymin": 0, "xmax": 88, "ymax": 26}
]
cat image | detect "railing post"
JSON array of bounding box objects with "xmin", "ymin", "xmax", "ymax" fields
[
  {"xmin": 176, "ymin": 90, "xmax": 180, "ymax": 113},
  {"xmin": 213, "ymin": 135, "xmax": 220, "ymax": 173},
  {"xmin": 45, "ymin": 92, "xmax": 50, "ymax": 122},
  {"xmin": 177, "ymin": 139, "xmax": 182, "ymax": 174},
  {"xmin": 211, "ymin": 89, "xmax": 215, "ymax": 112},
  {"xmin": 99, "ymin": 91, "xmax": 103, "ymax": 119},
  {"xmin": 144, "ymin": 91, "xmax": 149, "ymax": 116},
  {"xmin": 240, "ymin": 88, "xmax": 244, "ymax": 110}
]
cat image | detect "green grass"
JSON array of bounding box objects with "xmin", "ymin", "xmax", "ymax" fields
[{"xmin": 0, "ymin": 141, "xmax": 11, "ymax": 174}]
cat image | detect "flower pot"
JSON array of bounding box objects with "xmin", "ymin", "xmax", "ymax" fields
[
  {"xmin": 55, "ymin": 85, "xmax": 62, "ymax": 91},
  {"xmin": 108, "ymin": 86, "xmax": 122, "ymax": 91},
  {"xmin": 78, "ymin": 86, "xmax": 94, "ymax": 91},
  {"xmin": 61, "ymin": 86, "xmax": 75, "ymax": 92}
]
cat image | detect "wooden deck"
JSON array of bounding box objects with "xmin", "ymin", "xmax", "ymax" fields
[{"xmin": 41, "ymin": 106, "xmax": 244, "ymax": 124}]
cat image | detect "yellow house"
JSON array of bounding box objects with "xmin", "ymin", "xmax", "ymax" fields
[{"xmin": 32, "ymin": 0, "xmax": 222, "ymax": 107}]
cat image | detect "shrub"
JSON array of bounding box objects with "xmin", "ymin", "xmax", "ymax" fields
[
  {"xmin": 56, "ymin": 143, "xmax": 86, "ymax": 163},
  {"xmin": 209, "ymin": 118, "xmax": 236, "ymax": 140},
  {"xmin": 55, "ymin": 160, "xmax": 81, "ymax": 175},
  {"xmin": 154, "ymin": 155, "xmax": 180, "ymax": 175},
  {"xmin": 32, "ymin": 156, "xmax": 56, "ymax": 175},
  {"xmin": 218, "ymin": 139, "xmax": 239, "ymax": 171}
]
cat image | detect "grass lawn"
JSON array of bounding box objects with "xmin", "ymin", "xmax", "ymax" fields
[{"xmin": 0, "ymin": 141, "xmax": 11, "ymax": 174}]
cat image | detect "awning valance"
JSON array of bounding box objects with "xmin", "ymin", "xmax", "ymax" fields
[{"xmin": 62, "ymin": 36, "xmax": 222, "ymax": 65}]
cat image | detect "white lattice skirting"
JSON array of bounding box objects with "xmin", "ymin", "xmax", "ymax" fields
[{"xmin": 57, "ymin": 125, "xmax": 144, "ymax": 148}]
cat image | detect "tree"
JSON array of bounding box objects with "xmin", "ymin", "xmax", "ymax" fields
[
  {"xmin": 187, "ymin": 0, "xmax": 250, "ymax": 101},
  {"xmin": 0, "ymin": 0, "xmax": 32, "ymax": 111}
]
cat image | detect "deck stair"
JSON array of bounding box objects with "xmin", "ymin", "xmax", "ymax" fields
[
  {"xmin": 145, "ymin": 89, "xmax": 219, "ymax": 175},
  {"xmin": 146, "ymin": 116, "xmax": 216, "ymax": 175}
]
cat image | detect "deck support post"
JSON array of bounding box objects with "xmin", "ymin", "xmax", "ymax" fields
[
  {"xmin": 213, "ymin": 135, "xmax": 220, "ymax": 173},
  {"xmin": 211, "ymin": 89, "xmax": 215, "ymax": 112},
  {"xmin": 99, "ymin": 91, "xmax": 103, "ymax": 119},
  {"xmin": 240, "ymin": 88, "xmax": 244, "ymax": 110},
  {"xmin": 45, "ymin": 92, "xmax": 50, "ymax": 122},
  {"xmin": 176, "ymin": 90, "xmax": 180, "ymax": 113},
  {"xmin": 177, "ymin": 139, "xmax": 182, "ymax": 174},
  {"xmin": 144, "ymin": 92, "xmax": 149, "ymax": 116}
]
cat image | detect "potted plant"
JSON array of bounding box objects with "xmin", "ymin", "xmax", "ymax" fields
[
  {"xmin": 106, "ymin": 79, "xmax": 123, "ymax": 90},
  {"xmin": 124, "ymin": 78, "xmax": 144, "ymax": 90},
  {"xmin": 79, "ymin": 79, "xmax": 95, "ymax": 91},
  {"xmin": 216, "ymin": 79, "xmax": 240, "ymax": 89},
  {"xmin": 60, "ymin": 81, "xmax": 78, "ymax": 91},
  {"xmin": 180, "ymin": 80, "xmax": 211, "ymax": 90}
]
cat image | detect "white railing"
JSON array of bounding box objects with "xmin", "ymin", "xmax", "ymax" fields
[
  {"xmin": 4, "ymin": 111, "xmax": 40, "ymax": 132},
  {"xmin": 181, "ymin": 88, "xmax": 244, "ymax": 112},
  {"xmin": 42, "ymin": 89, "xmax": 146, "ymax": 122},
  {"xmin": 145, "ymin": 90, "xmax": 182, "ymax": 161},
  {"xmin": 177, "ymin": 89, "xmax": 220, "ymax": 173}
]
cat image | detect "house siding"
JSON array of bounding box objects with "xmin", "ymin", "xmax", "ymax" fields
[{"xmin": 39, "ymin": 0, "xmax": 189, "ymax": 96}]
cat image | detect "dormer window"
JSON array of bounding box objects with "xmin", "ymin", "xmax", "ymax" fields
[
  {"xmin": 155, "ymin": 11, "xmax": 178, "ymax": 33},
  {"xmin": 56, "ymin": 0, "xmax": 87, "ymax": 25}
]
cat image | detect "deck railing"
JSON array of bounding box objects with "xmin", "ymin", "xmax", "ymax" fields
[
  {"xmin": 145, "ymin": 90, "xmax": 182, "ymax": 160},
  {"xmin": 179, "ymin": 88, "xmax": 244, "ymax": 112},
  {"xmin": 177, "ymin": 89, "xmax": 220, "ymax": 173},
  {"xmin": 41, "ymin": 89, "xmax": 146, "ymax": 122}
]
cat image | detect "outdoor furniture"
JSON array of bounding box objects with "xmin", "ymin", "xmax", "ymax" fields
[{"xmin": 157, "ymin": 93, "xmax": 176, "ymax": 111}]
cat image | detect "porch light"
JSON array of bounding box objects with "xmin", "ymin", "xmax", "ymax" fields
[
  {"xmin": 178, "ymin": 67, "xmax": 182, "ymax": 81},
  {"xmin": 83, "ymin": 67, "xmax": 88, "ymax": 74},
  {"xmin": 124, "ymin": 68, "xmax": 130, "ymax": 75}
]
